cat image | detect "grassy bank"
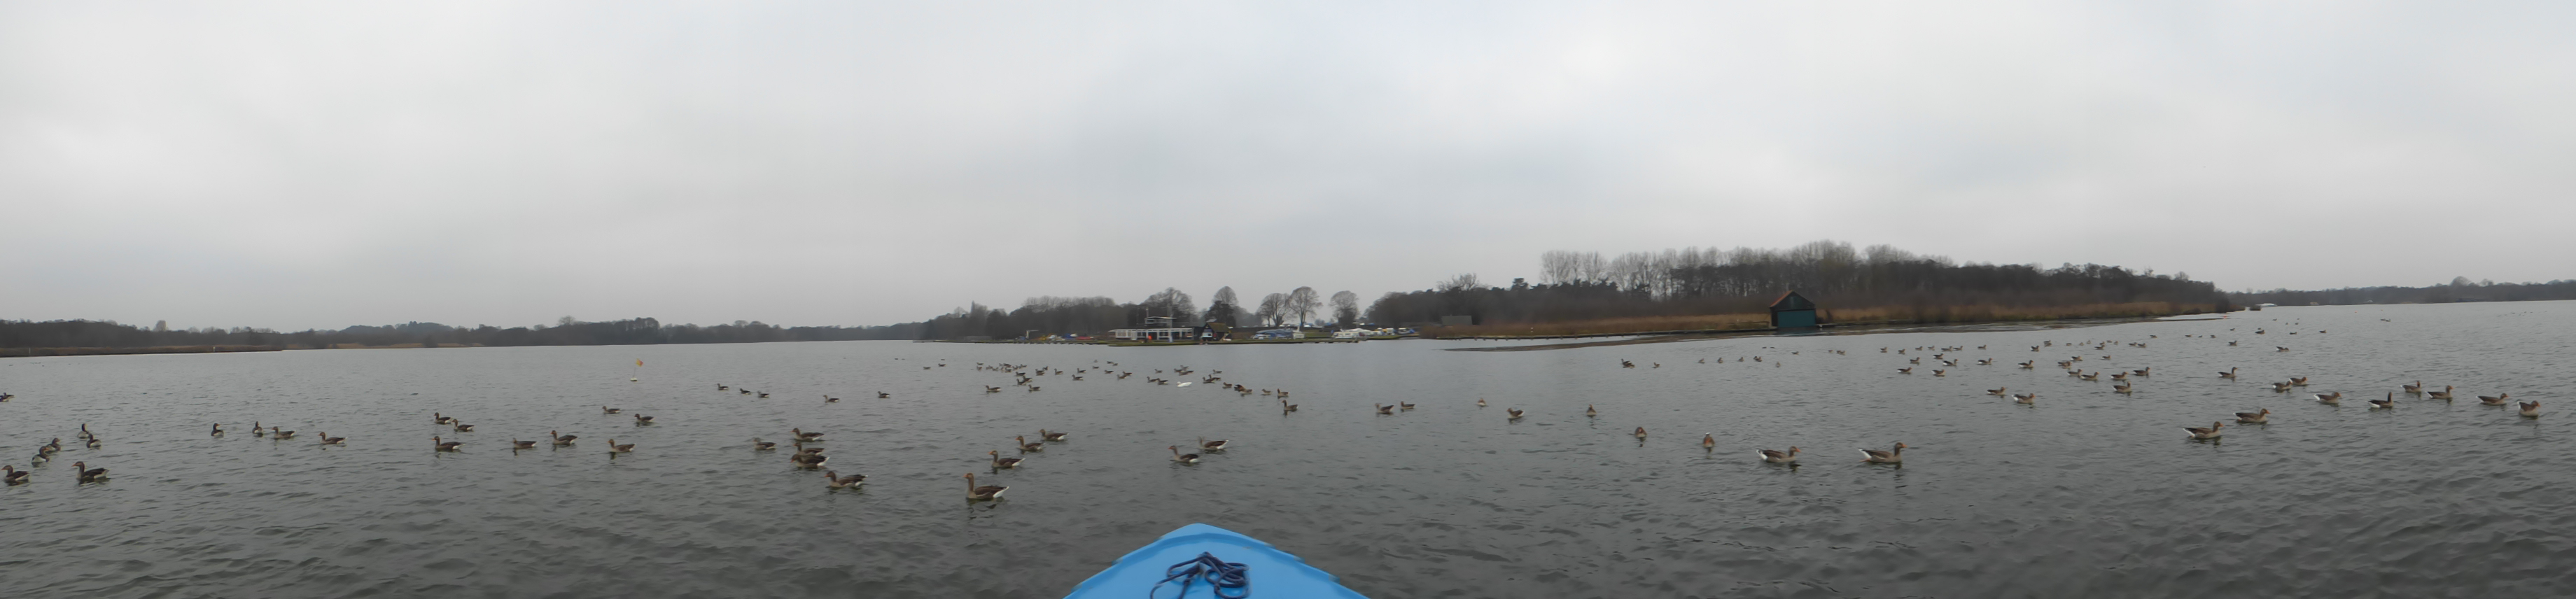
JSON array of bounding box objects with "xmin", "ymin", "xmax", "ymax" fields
[{"xmin": 1423, "ymin": 302, "xmax": 2220, "ymax": 339}]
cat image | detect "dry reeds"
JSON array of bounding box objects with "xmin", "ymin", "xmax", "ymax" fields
[{"xmin": 1423, "ymin": 302, "xmax": 2216, "ymax": 339}]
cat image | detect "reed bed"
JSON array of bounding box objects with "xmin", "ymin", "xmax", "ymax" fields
[{"xmin": 1425, "ymin": 302, "xmax": 2218, "ymax": 339}]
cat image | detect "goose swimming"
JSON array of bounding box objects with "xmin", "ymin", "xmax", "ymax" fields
[
  {"xmin": 964, "ymin": 473, "xmax": 1007, "ymax": 500},
  {"xmin": 1758, "ymin": 446, "xmax": 1800, "ymax": 463},
  {"xmin": 1861, "ymin": 442, "xmax": 1907, "ymax": 464}
]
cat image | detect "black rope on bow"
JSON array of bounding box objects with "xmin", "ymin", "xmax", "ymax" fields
[{"xmin": 1149, "ymin": 551, "xmax": 1249, "ymax": 599}]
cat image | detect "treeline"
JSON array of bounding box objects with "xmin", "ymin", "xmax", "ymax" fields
[
  {"xmin": 0, "ymin": 317, "xmax": 922, "ymax": 350},
  {"xmin": 1366, "ymin": 240, "xmax": 2231, "ymax": 327},
  {"xmin": 915, "ymin": 284, "xmax": 1365, "ymax": 340},
  {"xmin": 2230, "ymin": 277, "xmax": 2576, "ymax": 306}
]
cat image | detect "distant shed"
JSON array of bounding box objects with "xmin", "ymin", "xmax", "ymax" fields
[{"xmin": 1769, "ymin": 291, "xmax": 1819, "ymax": 329}]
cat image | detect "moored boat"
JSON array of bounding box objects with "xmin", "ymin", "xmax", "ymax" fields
[{"xmin": 1065, "ymin": 523, "xmax": 1367, "ymax": 598}]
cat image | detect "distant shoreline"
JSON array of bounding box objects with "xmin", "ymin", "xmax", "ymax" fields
[{"xmin": 4, "ymin": 345, "xmax": 288, "ymax": 358}]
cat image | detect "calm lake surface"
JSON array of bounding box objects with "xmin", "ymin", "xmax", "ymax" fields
[{"xmin": 4, "ymin": 302, "xmax": 2572, "ymax": 598}]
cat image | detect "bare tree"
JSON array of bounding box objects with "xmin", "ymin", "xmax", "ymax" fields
[
  {"xmin": 1436, "ymin": 274, "xmax": 1482, "ymax": 292},
  {"xmin": 1205, "ymin": 286, "xmax": 1242, "ymax": 325},
  {"xmin": 1329, "ymin": 290, "xmax": 1359, "ymax": 327},
  {"xmin": 1285, "ymin": 287, "xmax": 1320, "ymax": 327},
  {"xmin": 1142, "ymin": 288, "xmax": 1198, "ymax": 323},
  {"xmin": 1256, "ymin": 293, "xmax": 1286, "ymax": 326}
]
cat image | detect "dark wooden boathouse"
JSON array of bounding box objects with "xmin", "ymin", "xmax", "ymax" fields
[{"xmin": 1769, "ymin": 291, "xmax": 1819, "ymax": 329}]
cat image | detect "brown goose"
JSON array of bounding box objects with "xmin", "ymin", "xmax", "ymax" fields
[
  {"xmin": 1196, "ymin": 437, "xmax": 1228, "ymax": 451},
  {"xmin": 1586, "ymin": 404, "xmax": 1600, "ymax": 417},
  {"xmin": 988, "ymin": 450, "xmax": 1022, "ymax": 470},
  {"xmin": 2236, "ymin": 409, "xmax": 2271, "ymax": 423},
  {"xmin": 2402, "ymin": 381, "xmax": 2423, "ymax": 393},
  {"xmin": 2289, "ymin": 376, "xmax": 2310, "ymax": 386},
  {"xmin": 1861, "ymin": 442, "xmax": 1907, "ymax": 464},
  {"xmin": 1758, "ymin": 446, "xmax": 1799, "ymax": 463},
  {"xmin": 268, "ymin": 428, "xmax": 296, "ymax": 439},
  {"xmin": 1898, "ymin": 367, "xmax": 1913, "ymax": 374},
  {"xmin": 750, "ymin": 437, "xmax": 778, "ymax": 451},
  {"xmin": 601, "ymin": 406, "xmax": 622, "ymax": 414},
  {"xmin": 2219, "ymin": 367, "xmax": 2238, "ymax": 379},
  {"xmin": 2015, "ymin": 393, "xmax": 2038, "ymax": 404},
  {"xmin": 1632, "ymin": 426, "xmax": 1648, "ymax": 439},
  {"xmin": 1476, "ymin": 398, "xmax": 1488, "ymax": 407},
  {"xmin": 2113, "ymin": 382, "xmax": 2135, "ymax": 394},
  {"xmin": 964, "ymin": 473, "xmax": 1007, "ymax": 500},
  {"xmin": 2184, "ymin": 421, "xmax": 2224, "ymax": 440},
  {"xmin": 434, "ymin": 413, "xmax": 456, "ymax": 425},
  {"xmin": 1374, "ymin": 403, "xmax": 1394, "ymax": 415},
  {"xmin": 2314, "ymin": 392, "xmax": 2343, "ymax": 405},
  {"xmin": 2479, "ymin": 392, "xmax": 2512, "ymax": 406},
  {"xmin": 825, "ymin": 470, "xmax": 867, "ymax": 488},
  {"xmin": 211, "ymin": 423, "xmax": 225, "ymax": 437},
  {"xmin": 433, "ymin": 436, "xmax": 462, "ymax": 451},
  {"xmin": 2427, "ymin": 386, "xmax": 2455, "ymax": 400},
  {"xmin": 451, "ymin": 423, "xmax": 474, "ymax": 432},
  {"xmin": 71, "ymin": 461, "xmax": 108, "ymax": 481},
  {"xmin": 1040, "ymin": 430, "xmax": 1068, "ymax": 442},
  {"xmin": 632, "ymin": 414, "xmax": 655, "ymax": 425},
  {"xmin": 550, "ymin": 430, "xmax": 578, "ymax": 446},
  {"xmin": 318, "ymin": 432, "xmax": 346, "ymax": 445},
  {"xmin": 509, "ymin": 438, "xmax": 537, "ymax": 449},
  {"xmin": 1506, "ymin": 409, "xmax": 1525, "ymax": 421},
  {"xmin": 2369, "ymin": 393, "xmax": 2396, "ymax": 409},
  {"xmin": 1280, "ymin": 400, "xmax": 1298, "ymax": 412},
  {"xmin": 2520, "ymin": 401, "xmax": 2541, "ymax": 418},
  {"xmin": 824, "ymin": 395, "xmax": 840, "ymax": 403},
  {"xmin": 253, "ymin": 422, "xmax": 267, "ymax": 437},
  {"xmin": 2272, "ymin": 381, "xmax": 2296, "ymax": 393},
  {"xmin": 877, "ymin": 392, "xmax": 891, "ymax": 398},
  {"xmin": 1399, "ymin": 402, "xmax": 1415, "ymax": 411},
  {"xmin": 792, "ymin": 428, "xmax": 825, "ymax": 442},
  {"xmin": 607, "ymin": 439, "xmax": 635, "ymax": 453},
  {"xmin": 1701, "ymin": 434, "xmax": 1716, "ymax": 451},
  {"xmin": 1, "ymin": 465, "xmax": 27, "ymax": 485},
  {"xmin": 1015, "ymin": 436, "xmax": 1044, "ymax": 453},
  {"xmin": 1168, "ymin": 445, "xmax": 1200, "ymax": 464},
  {"xmin": 1987, "ymin": 387, "xmax": 2009, "ymax": 396}
]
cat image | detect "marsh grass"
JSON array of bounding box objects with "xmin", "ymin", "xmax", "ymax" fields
[{"xmin": 1426, "ymin": 302, "xmax": 2218, "ymax": 339}]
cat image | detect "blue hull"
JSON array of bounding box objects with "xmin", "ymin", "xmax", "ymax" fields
[{"xmin": 1065, "ymin": 523, "xmax": 1368, "ymax": 599}]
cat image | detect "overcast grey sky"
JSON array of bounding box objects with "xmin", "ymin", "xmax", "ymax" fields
[{"xmin": 6, "ymin": 1, "xmax": 2571, "ymax": 331}]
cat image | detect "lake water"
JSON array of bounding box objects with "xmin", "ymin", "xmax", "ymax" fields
[{"xmin": 3, "ymin": 302, "xmax": 2571, "ymax": 598}]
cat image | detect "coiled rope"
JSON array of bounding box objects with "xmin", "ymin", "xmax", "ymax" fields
[{"xmin": 1149, "ymin": 551, "xmax": 1248, "ymax": 598}]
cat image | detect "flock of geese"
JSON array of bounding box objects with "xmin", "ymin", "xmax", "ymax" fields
[
  {"xmin": 1880, "ymin": 327, "xmax": 2539, "ymax": 447},
  {"xmin": 4, "ymin": 318, "xmax": 2544, "ymax": 496}
]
